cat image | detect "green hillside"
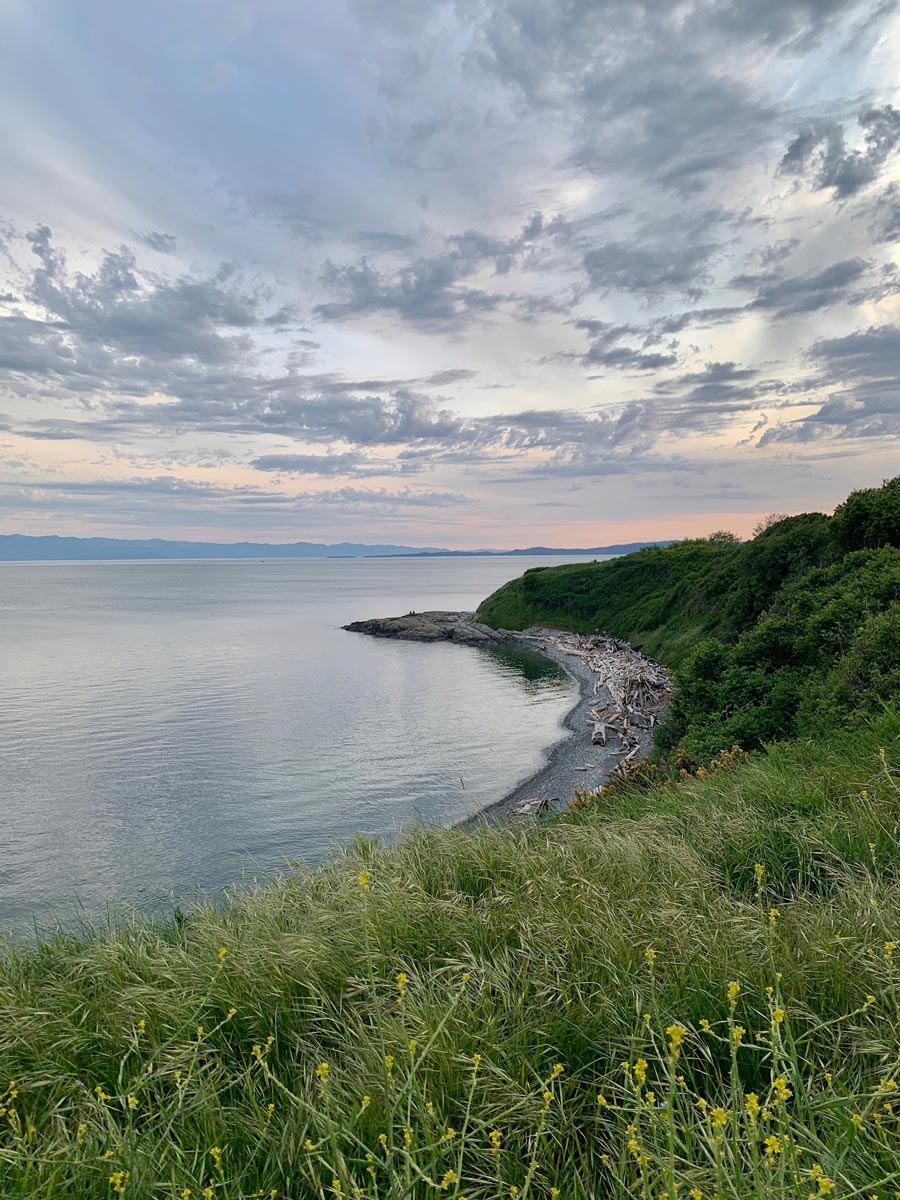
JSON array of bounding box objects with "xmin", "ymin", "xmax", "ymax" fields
[{"xmin": 478, "ymin": 478, "xmax": 900, "ymax": 759}]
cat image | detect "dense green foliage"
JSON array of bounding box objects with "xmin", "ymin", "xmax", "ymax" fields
[
  {"xmin": 831, "ymin": 476, "xmax": 900, "ymax": 553},
  {"xmin": 479, "ymin": 478, "xmax": 900, "ymax": 760},
  {"xmin": 476, "ymin": 512, "xmax": 833, "ymax": 671},
  {"xmin": 2, "ymin": 715, "xmax": 900, "ymax": 1197}
]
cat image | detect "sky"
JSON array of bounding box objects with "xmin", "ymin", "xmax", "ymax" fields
[{"xmin": 1, "ymin": 0, "xmax": 899, "ymax": 549}]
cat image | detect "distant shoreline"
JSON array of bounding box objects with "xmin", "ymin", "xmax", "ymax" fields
[{"xmin": 0, "ymin": 533, "xmax": 672, "ymax": 564}]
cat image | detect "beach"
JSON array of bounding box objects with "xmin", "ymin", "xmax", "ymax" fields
[{"xmin": 343, "ymin": 611, "xmax": 672, "ymax": 825}]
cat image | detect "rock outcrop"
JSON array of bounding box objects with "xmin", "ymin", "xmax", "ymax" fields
[{"xmin": 343, "ymin": 610, "xmax": 516, "ymax": 647}]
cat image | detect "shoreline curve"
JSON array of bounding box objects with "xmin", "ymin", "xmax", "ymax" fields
[{"xmin": 343, "ymin": 611, "xmax": 671, "ymax": 826}]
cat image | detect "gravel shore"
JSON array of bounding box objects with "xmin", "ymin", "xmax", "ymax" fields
[{"xmin": 456, "ymin": 639, "xmax": 655, "ymax": 828}]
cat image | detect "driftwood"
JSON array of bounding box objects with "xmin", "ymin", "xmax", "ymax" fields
[
  {"xmin": 509, "ymin": 795, "xmax": 552, "ymax": 817},
  {"xmin": 521, "ymin": 628, "xmax": 673, "ymax": 758}
]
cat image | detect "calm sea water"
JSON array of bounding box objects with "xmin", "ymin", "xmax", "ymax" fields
[{"xmin": 0, "ymin": 556, "xmax": 599, "ymax": 929}]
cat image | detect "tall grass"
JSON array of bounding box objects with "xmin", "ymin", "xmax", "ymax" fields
[{"xmin": 2, "ymin": 713, "xmax": 899, "ymax": 1196}]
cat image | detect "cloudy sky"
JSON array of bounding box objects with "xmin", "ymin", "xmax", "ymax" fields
[{"xmin": 1, "ymin": 0, "xmax": 899, "ymax": 548}]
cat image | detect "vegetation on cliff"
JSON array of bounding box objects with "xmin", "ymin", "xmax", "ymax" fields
[{"xmin": 478, "ymin": 477, "xmax": 900, "ymax": 759}]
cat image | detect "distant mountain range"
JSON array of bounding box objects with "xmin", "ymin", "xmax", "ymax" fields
[
  {"xmin": 387, "ymin": 543, "xmax": 673, "ymax": 558},
  {"xmin": 0, "ymin": 534, "xmax": 673, "ymax": 562}
]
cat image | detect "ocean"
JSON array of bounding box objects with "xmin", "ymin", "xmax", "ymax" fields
[{"xmin": 0, "ymin": 555, "xmax": 600, "ymax": 929}]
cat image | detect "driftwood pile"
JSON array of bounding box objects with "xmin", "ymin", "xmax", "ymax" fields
[{"xmin": 532, "ymin": 630, "xmax": 672, "ymax": 761}]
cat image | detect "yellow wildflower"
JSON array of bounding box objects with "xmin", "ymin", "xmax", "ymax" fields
[
  {"xmin": 315, "ymin": 1061, "xmax": 330, "ymax": 1084},
  {"xmin": 768, "ymin": 907, "xmax": 780, "ymax": 927},
  {"xmin": 633, "ymin": 1058, "xmax": 648, "ymax": 1086},
  {"xmin": 109, "ymin": 1171, "xmax": 130, "ymax": 1195},
  {"xmin": 667, "ymin": 1023, "xmax": 687, "ymax": 1057},
  {"xmin": 396, "ymin": 972, "xmax": 409, "ymax": 1001},
  {"xmin": 441, "ymin": 1169, "xmax": 458, "ymax": 1190},
  {"xmin": 127, "ymin": 1095, "xmax": 138, "ymax": 1110},
  {"xmin": 732, "ymin": 1025, "xmax": 746, "ymax": 1048},
  {"xmin": 597, "ymin": 1093, "xmax": 608, "ymax": 1109},
  {"xmin": 764, "ymin": 1134, "xmax": 782, "ymax": 1156},
  {"xmin": 772, "ymin": 1008, "xmax": 785, "ymax": 1025},
  {"xmin": 551, "ymin": 1062, "xmax": 565, "ymax": 1078},
  {"xmin": 645, "ymin": 947, "xmax": 657, "ymax": 965},
  {"xmin": 727, "ymin": 981, "xmax": 740, "ymax": 1003},
  {"xmin": 384, "ymin": 1055, "xmax": 394, "ymax": 1072},
  {"xmin": 754, "ymin": 863, "xmax": 765, "ymax": 882},
  {"xmin": 361, "ymin": 1094, "xmax": 372, "ymax": 1110},
  {"xmin": 700, "ymin": 1018, "xmax": 711, "ymax": 1032},
  {"xmin": 210, "ymin": 1146, "xmax": 223, "ymax": 1166},
  {"xmin": 690, "ymin": 1190, "xmax": 703, "ymax": 1200},
  {"xmin": 710, "ymin": 1107, "xmax": 728, "ymax": 1129},
  {"xmin": 744, "ymin": 1092, "xmax": 760, "ymax": 1121},
  {"xmin": 303, "ymin": 1139, "xmax": 314, "ymax": 1152},
  {"xmin": 358, "ymin": 870, "xmax": 369, "ymax": 891},
  {"xmin": 773, "ymin": 1075, "xmax": 792, "ymax": 1102},
  {"xmin": 490, "ymin": 1129, "xmax": 502, "ymax": 1150},
  {"xmin": 217, "ymin": 946, "xmax": 228, "ymax": 962}
]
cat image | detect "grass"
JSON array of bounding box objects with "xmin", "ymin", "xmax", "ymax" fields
[{"xmin": 3, "ymin": 712, "xmax": 900, "ymax": 1197}]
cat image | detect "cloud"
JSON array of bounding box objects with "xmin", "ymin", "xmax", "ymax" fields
[
  {"xmin": 576, "ymin": 321, "xmax": 678, "ymax": 371},
  {"xmin": 779, "ymin": 105, "xmax": 900, "ymax": 197},
  {"xmin": 583, "ymin": 237, "xmax": 720, "ymax": 300},
  {"xmin": 743, "ymin": 258, "xmax": 870, "ymax": 317},
  {"xmin": 314, "ymin": 213, "xmax": 562, "ymax": 329},
  {"xmin": 10, "ymin": 225, "xmax": 278, "ymax": 381},
  {"xmin": 867, "ymin": 183, "xmax": 900, "ymax": 243},
  {"xmin": 0, "ymin": 475, "xmax": 469, "ymax": 512},
  {"xmin": 810, "ymin": 322, "xmax": 900, "ymax": 379},
  {"xmin": 250, "ymin": 451, "xmax": 421, "ymax": 477},
  {"xmin": 138, "ymin": 231, "xmax": 178, "ymax": 254},
  {"xmin": 759, "ymin": 324, "xmax": 900, "ymax": 443}
]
